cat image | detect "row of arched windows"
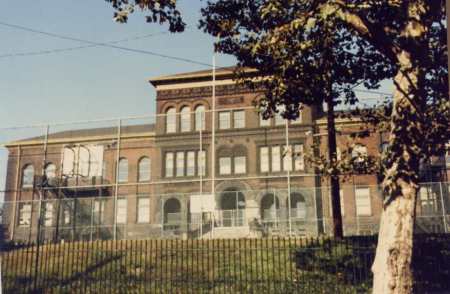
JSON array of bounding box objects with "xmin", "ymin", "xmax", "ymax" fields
[
  {"xmin": 165, "ymin": 105, "xmax": 206, "ymax": 133},
  {"xmin": 21, "ymin": 157, "xmax": 151, "ymax": 188},
  {"xmin": 21, "ymin": 163, "xmax": 56, "ymax": 188},
  {"xmin": 118, "ymin": 156, "xmax": 151, "ymax": 183}
]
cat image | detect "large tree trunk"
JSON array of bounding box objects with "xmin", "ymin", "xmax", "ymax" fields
[
  {"xmin": 326, "ymin": 97, "xmax": 343, "ymax": 239},
  {"xmin": 371, "ymin": 3, "xmax": 428, "ymax": 292},
  {"xmin": 371, "ymin": 51, "xmax": 423, "ymax": 293}
]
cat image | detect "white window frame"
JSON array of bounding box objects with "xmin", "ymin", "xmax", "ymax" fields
[
  {"xmin": 166, "ymin": 107, "xmax": 176, "ymax": 133},
  {"xmin": 138, "ymin": 157, "xmax": 151, "ymax": 182},
  {"xmin": 45, "ymin": 163, "xmax": 56, "ymax": 179},
  {"xmin": 234, "ymin": 156, "xmax": 246, "ymax": 174},
  {"xmin": 233, "ymin": 110, "xmax": 245, "ymax": 128},
  {"xmin": 118, "ymin": 158, "xmax": 128, "ymax": 183},
  {"xmin": 260, "ymin": 147, "xmax": 269, "ymax": 172},
  {"xmin": 165, "ymin": 152, "xmax": 174, "ymax": 178},
  {"xmin": 137, "ymin": 197, "xmax": 150, "ymax": 223},
  {"xmin": 271, "ymin": 146, "xmax": 281, "ymax": 172},
  {"xmin": 116, "ymin": 198, "xmax": 127, "ymax": 224},
  {"xmin": 219, "ymin": 157, "xmax": 232, "ymax": 175},
  {"xmin": 195, "ymin": 105, "xmax": 206, "ymax": 131},
  {"xmin": 93, "ymin": 199, "xmax": 106, "ymax": 224},
  {"xmin": 352, "ymin": 144, "xmax": 368, "ymax": 163},
  {"xmin": 198, "ymin": 150, "xmax": 206, "ymax": 176},
  {"xmin": 219, "ymin": 111, "xmax": 231, "ymax": 129},
  {"xmin": 296, "ymin": 201, "xmax": 306, "ymax": 219},
  {"xmin": 22, "ymin": 165, "xmax": 34, "ymax": 188},
  {"xmin": 176, "ymin": 151, "xmax": 185, "ymax": 177},
  {"xmin": 260, "ymin": 113, "xmax": 271, "ymax": 127},
  {"xmin": 355, "ymin": 187, "xmax": 371, "ymax": 216},
  {"xmin": 291, "ymin": 110, "xmax": 302, "ymax": 124},
  {"xmin": 275, "ymin": 106, "xmax": 285, "ymax": 126},
  {"xmin": 186, "ymin": 151, "xmax": 196, "ymax": 176},
  {"xmin": 19, "ymin": 203, "xmax": 32, "ymax": 226},
  {"xmin": 180, "ymin": 106, "xmax": 191, "ymax": 132},
  {"xmin": 44, "ymin": 202, "xmax": 53, "ymax": 227}
]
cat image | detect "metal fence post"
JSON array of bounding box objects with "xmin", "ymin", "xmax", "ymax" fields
[
  {"xmin": 438, "ymin": 182, "xmax": 448, "ymax": 233},
  {"xmin": 113, "ymin": 119, "xmax": 121, "ymax": 241}
]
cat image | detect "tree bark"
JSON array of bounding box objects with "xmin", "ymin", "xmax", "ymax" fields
[
  {"xmin": 326, "ymin": 97, "xmax": 344, "ymax": 239},
  {"xmin": 372, "ymin": 50, "xmax": 422, "ymax": 294}
]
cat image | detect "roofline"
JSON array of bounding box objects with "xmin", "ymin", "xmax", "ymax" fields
[
  {"xmin": 148, "ymin": 67, "xmax": 258, "ymax": 87},
  {"xmin": 315, "ymin": 117, "xmax": 363, "ymax": 126},
  {"xmin": 3, "ymin": 132, "xmax": 155, "ymax": 148}
]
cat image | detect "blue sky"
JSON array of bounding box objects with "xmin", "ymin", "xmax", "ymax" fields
[{"xmin": 0, "ymin": 0, "xmax": 393, "ymax": 193}]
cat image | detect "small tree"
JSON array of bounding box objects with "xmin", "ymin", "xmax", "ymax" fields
[{"xmin": 200, "ymin": 1, "xmax": 448, "ymax": 293}]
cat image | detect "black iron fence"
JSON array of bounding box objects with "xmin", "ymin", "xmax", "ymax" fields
[{"xmin": 1, "ymin": 235, "xmax": 449, "ymax": 293}]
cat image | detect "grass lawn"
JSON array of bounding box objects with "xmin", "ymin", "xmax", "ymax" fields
[{"xmin": 2, "ymin": 238, "xmax": 373, "ymax": 293}]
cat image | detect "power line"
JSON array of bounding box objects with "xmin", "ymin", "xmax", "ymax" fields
[
  {"xmin": 0, "ymin": 21, "xmax": 212, "ymax": 67},
  {"xmin": 0, "ymin": 31, "xmax": 174, "ymax": 58}
]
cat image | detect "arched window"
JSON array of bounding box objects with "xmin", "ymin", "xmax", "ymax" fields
[
  {"xmin": 166, "ymin": 107, "xmax": 176, "ymax": 133},
  {"xmin": 163, "ymin": 198, "xmax": 182, "ymax": 230},
  {"xmin": 22, "ymin": 164, "xmax": 34, "ymax": 188},
  {"xmin": 352, "ymin": 144, "xmax": 368, "ymax": 162},
  {"xmin": 118, "ymin": 158, "xmax": 128, "ymax": 183},
  {"xmin": 289, "ymin": 193, "xmax": 306, "ymax": 219},
  {"xmin": 275, "ymin": 105, "xmax": 285, "ymax": 126},
  {"xmin": 260, "ymin": 193, "xmax": 280, "ymax": 221},
  {"xmin": 45, "ymin": 163, "xmax": 56, "ymax": 179},
  {"xmin": 180, "ymin": 106, "xmax": 191, "ymax": 132},
  {"xmin": 195, "ymin": 105, "xmax": 206, "ymax": 131},
  {"xmin": 138, "ymin": 157, "xmax": 151, "ymax": 182}
]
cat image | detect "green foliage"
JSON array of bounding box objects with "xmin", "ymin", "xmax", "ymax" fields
[
  {"xmin": 200, "ymin": 0, "xmax": 449, "ymax": 205},
  {"xmin": 104, "ymin": 0, "xmax": 185, "ymax": 32}
]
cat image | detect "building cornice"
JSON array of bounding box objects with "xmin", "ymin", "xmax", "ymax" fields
[{"xmin": 3, "ymin": 132, "xmax": 155, "ymax": 148}]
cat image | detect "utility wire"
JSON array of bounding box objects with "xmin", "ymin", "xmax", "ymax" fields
[
  {"xmin": 0, "ymin": 31, "xmax": 175, "ymax": 58},
  {"xmin": 0, "ymin": 21, "xmax": 212, "ymax": 67}
]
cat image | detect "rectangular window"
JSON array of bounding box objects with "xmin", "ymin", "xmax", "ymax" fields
[
  {"xmin": 186, "ymin": 151, "xmax": 196, "ymax": 176},
  {"xmin": 271, "ymin": 146, "xmax": 281, "ymax": 172},
  {"xmin": 275, "ymin": 112, "xmax": 285, "ymax": 126},
  {"xmin": 19, "ymin": 203, "xmax": 32, "ymax": 226},
  {"xmin": 260, "ymin": 147, "xmax": 269, "ymax": 172},
  {"xmin": 419, "ymin": 186, "xmax": 438, "ymax": 214},
  {"xmin": 198, "ymin": 150, "xmax": 206, "ymax": 176},
  {"xmin": 294, "ymin": 144, "xmax": 304, "ymax": 171},
  {"xmin": 118, "ymin": 159, "xmax": 128, "ymax": 183},
  {"xmin": 283, "ymin": 145, "xmax": 293, "ymax": 171},
  {"xmin": 296, "ymin": 201, "xmax": 306, "ymax": 219},
  {"xmin": 176, "ymin": 152, "xmax": 185, "ymax": 177},
  {"xmin": 165, "ymin": 152, "xmax": 174, "ymax": 178},
  {"xmin": 233, "ymin": 110, "xmax": 245, "ymax": 128},
  {"xmin": 93, "ymin": 199, "xmax": 106, "ymax": 224},
  {"xmin": 291, "ymin": 111, "xmax": 302, "ymax": 124},
  {"xmin": 64, "ymin": 208, "xmax": 71, "ymax": 225},
  {"xmin": 219, "ymin": 157, "xmax": 231, "ymax": 175},
  {"xmin": 219, "ymin": 111, "xmax": 231, "ymax": 129},
  {"xmin": 44, "ymin": 202, "xmax": 53, "ymax": 227},
  {"xmin": 260, "ymin": 114, "xmax": 271, "ymax": 127},
  {"xmin": 137, "ymin": 197, "xmax": 150, "ymax": 223},
  {"xmin": 234, "ymin": 156, "xmax": 246, "ymax": 174},
  {"xmin": 116, "ymin": 198, "xmax": 127, "ymax": 224},
  {"xmin": 355, "ymin": 187, "xmax": 371, "ymax": 216}
]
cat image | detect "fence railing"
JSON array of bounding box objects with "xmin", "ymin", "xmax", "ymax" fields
[
  {"xmin": 1, "ymin": 182, "xmax": 449, "ymax": 242},
  {"xmin": 1, "ymin": 235, "xmax": 449, "ymax": 293}
]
